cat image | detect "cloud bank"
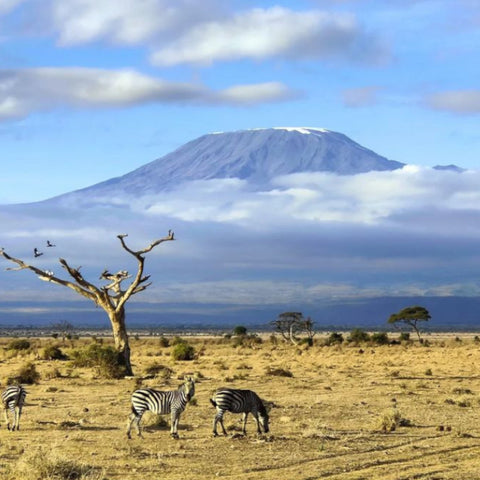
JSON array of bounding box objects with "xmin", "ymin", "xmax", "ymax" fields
[
  {"xmin": 0, "ymin": 68, "xmax": 294, "ymax": 120},
  {"xmin": 149, "ymin": 7, "xmax": 389, "ymax": 66},
  {"xmin": 2, "ymin": 167, "xmax": 479, "ymax": 306}
]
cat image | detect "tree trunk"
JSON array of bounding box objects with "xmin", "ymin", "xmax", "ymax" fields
[{"xmin": 108, "ymin": 307, "xmax": 133, "ymax": 376}]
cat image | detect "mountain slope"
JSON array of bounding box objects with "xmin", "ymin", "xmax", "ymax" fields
[{"xmin": 46, "ymin": 127, "xmax": 404, "ymax": 202}]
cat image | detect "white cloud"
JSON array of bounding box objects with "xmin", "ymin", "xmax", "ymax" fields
[
  {"xmin": 2, "ymin": 166, "xmax": 480, "ymax": 305},
  {"xmin": 426, "ymin": 90, "xmax": 480, "ymax": 114},
  {"xmin": 47, "ymin": 0, "xmax": 220, "ymax": 46},
  {"xmin": 0, "ymin": 0, "xmax": 24, "ymax": 15},
  {"xmin": 40, "ymin": 2, "xmax": 389, "ymax": 66},
  {"xmin": 150, "ymin": 7, "xmax": 389, "ymax": 66},
  {"xmin": 342, "ymin": 86, "xmax": 382, "ymax": 107},
  {"xmin": 216, "ymin": 82, "xmax": 298, "ymax": 105},
  {"xmin": 114, "ymin": 167, "xmax": 480, "ymax": 230},
  {"xmin": 0, "ymin": 68, "xmax": 295, "ymax": 120}
]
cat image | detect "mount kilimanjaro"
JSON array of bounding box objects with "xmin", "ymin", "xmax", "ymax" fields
[{"xmin": 43, "ymin": 127, "xmax": 405, "ymax": 204}]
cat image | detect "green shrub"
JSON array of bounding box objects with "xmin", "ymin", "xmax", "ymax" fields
[
  {"xmin": 171, "ymin": 342, "xmax": 195, "ymax": 361},
  {"xmin": 233, "ymin": 325, "xmax": 247, "ymax": 336},
  {"xmin": 171, "ymin": 336, "xmax": 187, "ymax": 346},
  {"xmin": 399, "ymin": 332, "xmax": 410, "ymax": 341},
  {"xmin": 7, "ymin": 338, "xmax": 31, "ymax": 351},
  {"xmin": 371, "ymin": 332, "xmax": 389, "ymax": 345},
  {"xmin": 347, "ymin": 328, "xmax": 370, "ymax": 344},
  {"xmin": 325, "ymin": 332, "xmax": 344, "ymax": 346},
  {"xmin": 70, "ymin": 343, "xmax": 127, "ymax": 379},
  {"xmin": 159, "ymin": 336, "xmax": 170, "ymax": 347},
  {"xmin": 41, "ymin": 345, "xmax": 68, "ymax": 360},
  {"xmin": 7, "ymin": 362, "xmax": 40, "ymax": 384}
]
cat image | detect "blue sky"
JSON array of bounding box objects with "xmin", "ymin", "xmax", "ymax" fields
[{"xmin": 1, "ymin": 0, "xmax": 479, "ymax": 204}]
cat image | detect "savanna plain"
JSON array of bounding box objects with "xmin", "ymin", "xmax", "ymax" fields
[{"xmin": 1, "ymin": 332, "xmax": 480, "ymax": 480}]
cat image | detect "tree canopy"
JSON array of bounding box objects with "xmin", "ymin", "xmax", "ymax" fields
[
  {"xmin": 388, "ymin": 305, "xmax": 431, "ymax": 341},
  {"xmin": 270, "ymin": 311, "xmax": 315, "ymax": 345}
]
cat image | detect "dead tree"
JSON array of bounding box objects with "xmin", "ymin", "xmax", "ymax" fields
[
  {"xmin": 270, "ymin": 312, "xmax": 316, "ymax": 345},
  {"xmin": 0, "ymin": 231, "xmax": 174, "ymax": 376},
  {"xmin": 271, "ymin": 312, "xmax": 303, "ymax": 345}
]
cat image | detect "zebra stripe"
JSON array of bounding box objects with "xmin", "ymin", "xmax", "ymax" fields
[
  {"xmin": 210, "ymin": 388, "xmax": 269, "ymax": 436},
  {"xmin": 1, "ymin": 385, "xmax": 27, "ymax": 431},
  {"xmin": 127, "ymin": 377, "xmax": 195, "ymax": 439}
]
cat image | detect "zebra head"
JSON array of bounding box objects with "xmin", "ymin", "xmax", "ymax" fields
[
  {"xmin": 183, "ymin": 376, "xmax": 195, "ymax": 402},
  {"xmin": 259, "ymin": 404, "xmax": 269, "ymax": 433}
]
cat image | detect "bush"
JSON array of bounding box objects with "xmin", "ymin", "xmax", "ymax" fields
[
  {"xmin": 233, "ymin": 325, "xmax": 248, "ymax": 336},
  {"xmin": 159, "ymin": 336, "xmax": 170, "ymax": 347},
  {"xmin": 171, "ymin": 342, "xmax": 195, "ymax": 361},
  {"xmin": 171, "ymin": 336, "xmax": 187, "ymax": 346},
  {"xmin": 143, "ymin": 363, "xmax": 174, "ymax": 379},
  {"xmin": 347, "ymin": 328, "xmax": 370, "ymax": 344},
  {"xmin": 371, "ymin": 332, "xmax": 389, "ymax": 345},
  {"xmin": 399, "ymin": 332, "xmax": 410, "ymax": 342},
  {"xmin": 379, "ymin": 407, "xmax": 412, "ymax": 433},
  {"xmin": 70, "ymin": 343, "xmax": 127, "ymax": 379},
  {"xmin": 41, "ymin": 345, "xmax": 68, "ymax": 360},
  {"xmin": 7, "ymin": 448, "xmax": 106, "ymax": 480},
  {"xmin": 325, "ymin": 332, "xmax": 344, "ymax": 346},
  {"xmin": 231, "ymin": 334, "xmax": 263, "ymax": 348},
  {"xmin": 266, "ymin": 367, "xmax": 293, "ymax": 377},
  {"xmin": 7, "ymin": 339, "xmax": 31, "ymax": 351},
  {"xmin": 7, "ymin": 362, "xmax": 40, "ymax": 384}
]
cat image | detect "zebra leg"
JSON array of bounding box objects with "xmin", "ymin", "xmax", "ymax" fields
[
  {"xmin": 170, "ymin": 410, "xmax": 179, "ymax": 439},
  {"xmin": 12, "ymin": 406, "xmax": 20, "ymax": 431},
  {"xmin": 127, "ymin": 411, "xmax": 144, "ymax": 438},
  {"xmin": 213, "ymin": 410, "xmax": 227, "ymax": 436},
  {"xmin": 126, "ymin": 412, "xmax": 136, "ymax": 439},
  {"xmin": 4, "ymin": 407, "xmax": 11, "ymax": 431},
  {"xmin": 242, "ymin": 412, "xmax": 249, "ymax": 435},
  {"xmin": 252, "ymin": 412, "xmax": 262, "ymax": 434}
]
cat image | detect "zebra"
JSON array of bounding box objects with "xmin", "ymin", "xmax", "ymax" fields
[
  {"xmin": 210, "ymin": 388, "xmax": 269, "ymax": 436},
  {"xmin": 127, "ymin": 376, "xmax": 195, "ymax": 439},
  {"xmin": 1, "ymin": 385, "xmax": 27, "ymax": 431}
]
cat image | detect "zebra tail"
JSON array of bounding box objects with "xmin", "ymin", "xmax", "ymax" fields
[{"xmin": 209, "ymin": 398, "xmax": 217, "ymax": 408}]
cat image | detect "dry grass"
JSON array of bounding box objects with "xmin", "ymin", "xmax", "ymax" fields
[{"xmin": 1, "ymin": 333, "xmax": 480, "ymax": 479}]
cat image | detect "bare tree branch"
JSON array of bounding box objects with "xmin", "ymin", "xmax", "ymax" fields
[{"xmin": 1, "ymin": 231, "xmax": 175, "ymax": 376}]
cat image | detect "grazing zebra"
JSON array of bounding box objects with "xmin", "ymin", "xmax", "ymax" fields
[
  {"xmin": 1, "ymin": 385, "xmax": 27, "ymax": 431},
  {"xmin": 127, "ymin": 377, "xmax": 195, "ymax": 439},
  {"xmin": 210, "ymin": 388, "xmax": 269, "ymax": 436}
]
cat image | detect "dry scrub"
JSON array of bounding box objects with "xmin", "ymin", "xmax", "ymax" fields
[{"xmin": 1, "ymin": 333, "xmax": 480, "ymax": 479}]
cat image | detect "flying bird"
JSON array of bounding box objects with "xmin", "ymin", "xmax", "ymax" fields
[
  {"xmin": 34, "ymin": 248, "xmax": 43, "ymax": 258},
  {"xmin": 46, "ymin": 240, "xmax": 56, "ymax": 247}
]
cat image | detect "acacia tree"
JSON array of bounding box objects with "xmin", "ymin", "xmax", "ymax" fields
[
  {"xmin": 0, "ymin": 231, "xmax": 174, "ymax": 376},
  {"xmin": 270, "ymin": 311, "xmax": 315, "ymax": 345},
  {"xmin": 388, "ymin": 305, "xmax": 431, "ymax": 342}
]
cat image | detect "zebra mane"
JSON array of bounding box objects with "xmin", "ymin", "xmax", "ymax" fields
[{"xmin": 178, "ymin": 376, "xmax": 194, "ymax": 390}]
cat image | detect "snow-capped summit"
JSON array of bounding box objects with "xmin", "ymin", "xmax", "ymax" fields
[{"xmin": 44, "ymin": 127, "xmax": 405, "ymax": 202}]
